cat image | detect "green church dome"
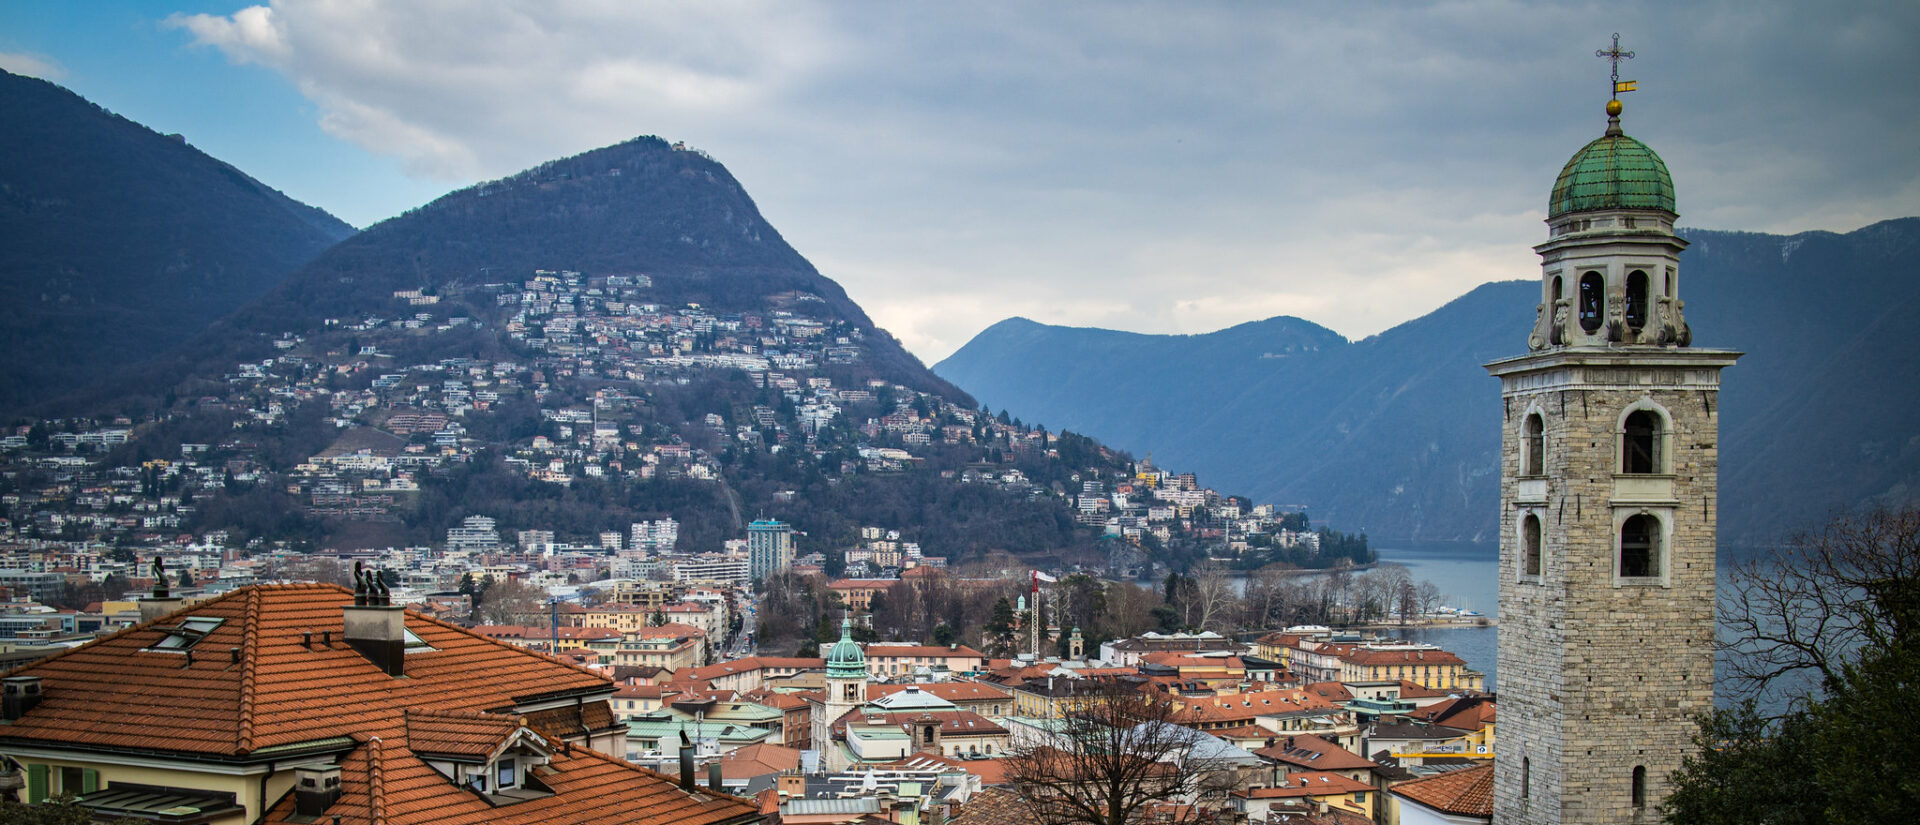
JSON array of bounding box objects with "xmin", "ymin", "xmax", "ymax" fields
[
  {"xmin": 826, "ymin": 617, "xmax": 866, "ymax": 679},
  {"xmin": 1549, "ymin": 105, "xmax": 1675, "ymax": 218}
]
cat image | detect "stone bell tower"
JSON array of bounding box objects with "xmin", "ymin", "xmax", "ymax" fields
[{"xmin": 1485, "ymin": 62, "xmax": 1739, "ymax": 824}]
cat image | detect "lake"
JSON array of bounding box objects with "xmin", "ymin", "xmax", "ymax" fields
[
  {"xmin": 1373, "ymin": 541, "xmax": 1500, "ymax": 690},
  {"xmin": 1361, "ymin": 542, "xmax": 1779, "ymax": 707}
]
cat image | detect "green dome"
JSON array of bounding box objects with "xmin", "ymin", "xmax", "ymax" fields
[
  {"xmin": 826, "ymin": 617, "xmax": 866, "ymax": 679},
  {"xmin": 1549, "ymin": 129, "xmax": 1675, "ymax": 218}
]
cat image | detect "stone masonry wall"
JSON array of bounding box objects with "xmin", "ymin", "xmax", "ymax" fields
[{"xmin": 1493, "ymin": 356, "xmax": 1726, "ymax": 825}]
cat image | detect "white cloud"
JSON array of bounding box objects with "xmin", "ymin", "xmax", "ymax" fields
[
  {"xmin": 163, "ymin": 1, "xmax": 1920, "ymax": 363},
  {"xmin": 0, "ymin": 50, "xmax": 66, "ymax": 80}
]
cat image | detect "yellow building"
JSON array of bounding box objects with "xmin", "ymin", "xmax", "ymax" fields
[{"xmin": 1337, "ymin": 647, "xmax": 1484, "ymax": 691}]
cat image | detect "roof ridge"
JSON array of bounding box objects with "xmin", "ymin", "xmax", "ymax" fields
[
  {"xmin": 365, "ymin": 736, "xmax": 386, "ymax": 822},
  {"xmin": 0, "ymin": 583, "xmax": 273, "ymax": 679},
  {"xmin": 406, "ymin": 608, "xmax": 613, "ymax": 686},
  {"xmin": 237, "ymin": 586, "xmax": 261, "ymax": 754}
]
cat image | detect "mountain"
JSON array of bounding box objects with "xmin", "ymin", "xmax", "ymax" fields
[
  {"xmin": 0, "ymin": 69, "xmax": 354, "ymax": 415},
  {"xmin": 935, "ymin": 218, "xmax": 1920, "ymax": 545},
  {"xmin": 123, "ymin": 135, "xmax": 969, "ymax": 412},
  {"xmin": 18, "ymin": 130, "xmax": 1332, "ymax": 574}
]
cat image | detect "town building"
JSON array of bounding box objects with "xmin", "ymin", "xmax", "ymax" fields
[
  {"xmin": 0, "ymin": 583, "xmax": 757, "ymax": 825},
  {"xmin": 746, "ymin": 519, "xmax": 794, "ymax": 583},
  {"xmin": 1484, "ymin": 76, "xmax": 1737, "ymax": 822}
]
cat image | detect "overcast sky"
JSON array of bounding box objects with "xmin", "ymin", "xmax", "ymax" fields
[{"xmin": 5, "ymin": 1, "xmax": 1917, "ymax": 362}]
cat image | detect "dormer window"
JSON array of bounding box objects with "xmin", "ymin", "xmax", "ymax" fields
[
  {"xmin": 146, "ymin": 617, "xmax": 223, "ymax": 652},
  {"xmin": 410, "ymin": 710, "xmax": 554, "ymax": 804},
  {"xmin": 496, "ymin": 757, "xmax": 518, "ymax": 790}
]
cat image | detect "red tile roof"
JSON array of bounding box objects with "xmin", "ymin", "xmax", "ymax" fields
[
  {"xmin": 863, "ymin": 644, "xmax": 986, "ymax": 660},
  {"xmin": 405, "ymin": 708, "xmax": 520, "ymax": 762},
  {"xmin": 1339, "ymin": 648, "xmax": 1466, "ymax": 667},
  {"xmin": 1390, "ymin": 762, "xmax": 1494, "ymax": 817},
  {"xmin": 1252, "ymin": 734, "xmax": 1378, "ymax": 773},
  {"xmin": 866, "ymin": 682, "xmax": 1011, "ymax": 703},
  {"xmin": 4, "ymin": 584, "xmax": 762, "ymax": 825}
]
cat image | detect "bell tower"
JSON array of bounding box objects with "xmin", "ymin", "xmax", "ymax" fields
[{"xmin": 1486, "ymin": 47, "xmax": 1739, "ymax": 825}]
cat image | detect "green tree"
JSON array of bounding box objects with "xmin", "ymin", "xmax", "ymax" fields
[
  {"xmin": 0, "ymin": 795, "xmax": 140, "ymax": 824},
  {"xmin": 1666, "ymin": 506, "xmax": 1920, "ymax": 824},
  {"xmin": 985, "ymin": 597, "xmax": 1018, "ymax": 658}
]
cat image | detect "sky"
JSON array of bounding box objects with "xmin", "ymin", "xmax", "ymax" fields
[{"xmin": 4, "ymin": 1, "xmax": 1918, "ymax": 363}]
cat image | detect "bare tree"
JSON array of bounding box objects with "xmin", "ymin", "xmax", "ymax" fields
[
  {"xmin": 1099, "ymin": 582, "xmax": 1158, "ymax": 640},
  {"xmin": 1187, "ymin": 561, "xmax": 1238, "ymax": 632},
  {"xmin": 1376, "ymin": 565, "xmax": 1416, "ymax": 624},
  {"xmin": 1720, "ymin": 505, "xmax": 1920, "ymax": 705},
  {"xmin": 1005, "ymin": 682, "xmax": 1231, "ymax": 825},
  {"xmin": 1243, "ymin": 566, "xmax": 1286, "ymax": 629},
  {"xmin": 480, "ymin": 576, "xmax": 549, "ymax": 625},
  {"xmin": 1414, "ymin": 580, "xmax": 1443, "ymax": 617}
]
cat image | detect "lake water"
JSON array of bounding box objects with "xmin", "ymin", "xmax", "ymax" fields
[
  {"xmin": 1359, "ymin": 542, "xmax": 1778, "ymax": 707},
  {"xmin": 1372, "ymin": 542, "xmax": 1500, "ymax": 691}
]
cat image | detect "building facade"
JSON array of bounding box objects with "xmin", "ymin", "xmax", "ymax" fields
[
  {"xmin": 746, "ymin": 519, "xmax": 794, "ymax": 583},
  {"xmin": 1486, "ymin": 92, "xmax": 1738, "ymax": 824}
]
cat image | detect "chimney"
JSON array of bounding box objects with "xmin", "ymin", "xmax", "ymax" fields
[
  {"xmin": 1, "ymin": 676, "xmax": 43, "ymax": 720},
  {"xmin": 678, "ymin": 744, "xmax": 696, "ymax": 790},
  {"xmin": 294, "ymin": 765, "xmax": 342, "ymax": 816},
  {"xmin": 708, "ymin": 760, "xmax": 724, "ymax": 791},
  {"xmin": 140, "ymin": 555, "xmax": 186, "ymax": 623},
  {"xmin": 343, "ymin": 563, "xmax": 405, "ymax": 676}
]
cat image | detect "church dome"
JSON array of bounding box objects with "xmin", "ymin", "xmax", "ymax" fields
[
  {"xmin": 1548, "ymin": 104, "xmax": 1675, "ymax": 218},
  {"xmin": 826, "ymin": 617, "xmax": 866, "ymax": 679}
]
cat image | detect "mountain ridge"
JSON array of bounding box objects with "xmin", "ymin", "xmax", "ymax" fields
[
  {"xmin": 0, "ymin": 69, "xmax": 355, "ymax": 415},
  {"xmin": 936, "ymin": 218, "xmax": 1920, "ymax": 544}
]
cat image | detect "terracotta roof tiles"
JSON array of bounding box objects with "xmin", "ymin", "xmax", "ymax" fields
[
  {"xmin": 1390, "ymin": 762, "xmax": 1494, "ymax": 817},
  {"xmin": 4, "ymin": 584, "xmax": 761, "ymax": 825}
]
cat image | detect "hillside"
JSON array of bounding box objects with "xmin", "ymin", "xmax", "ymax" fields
[
  {"xmin": 935, "ymin": 218, "xmax": 1920, "ymax": 545},
  {"xmin": 108, "ymin": 135, "xmax": 968, "ymax": 414},
  {"xmin": 0, "ymin": 127, "xmax": 1364, "ymax": 577},
  {"xmin": 0, "ymin": 69, "xmax": 354, "ymax": 415}
]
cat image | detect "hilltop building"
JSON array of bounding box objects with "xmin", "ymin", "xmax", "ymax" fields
[{"xmin": 1485, "ymin": 81, "xmax": 1738, "ymax": 822}]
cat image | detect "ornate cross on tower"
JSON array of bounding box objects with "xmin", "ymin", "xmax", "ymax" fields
[{"xmin": 1597, "ymin": 33, "xmax": 1635, "ymax": 99}]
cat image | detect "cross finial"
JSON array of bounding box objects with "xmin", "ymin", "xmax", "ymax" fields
[{"xmin": 1596, "ymin": 33, "xmax": 1635, "ymax": 100}]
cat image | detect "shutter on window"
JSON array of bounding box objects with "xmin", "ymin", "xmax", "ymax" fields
[
  {"xmin": 82, "ymin": 768, "xmax": 99, "ymax": 794},
  {"xmin": 26, "ymin": 764, "xmax": 47, "ymax": 804}
]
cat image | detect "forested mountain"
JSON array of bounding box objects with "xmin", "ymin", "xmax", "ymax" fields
[
  {"xmin": 0, "ymin": 69, "xmax": 354, "ymax": 415},
  {"xmin": 936, "ymin": 219, "xmax": 1920, "ymax": 545}
]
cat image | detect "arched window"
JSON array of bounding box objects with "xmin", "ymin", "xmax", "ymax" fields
[
  {"xmin": 1620, "ymin": 514, "xmax": 1658, "ymax": 578},
  {"xmin": 1578, "ymin": 272, "xmax": 1605, "ymax": 333},
  {"xmin": 1551, "ymin": 275, "xmax": 1564, "ymax": 303},
  {"xmin": 1523, "ymin": 414, "xmax": 1545, "ymax": 476},
  {"xmin": 1622, "ymin": 410, "xmax": 1662, "ymax": 474},
  {"xmin": 1626, "ymin": 270, "xmax": 1649, "ymax": 330},
  {"xmin": 1523, "ymin": 515, "xmax": 1543, "ymax": 577},
  {"xmin": 1631, "ymin": 765, "xmax": 1647, "ymax": 808}
]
